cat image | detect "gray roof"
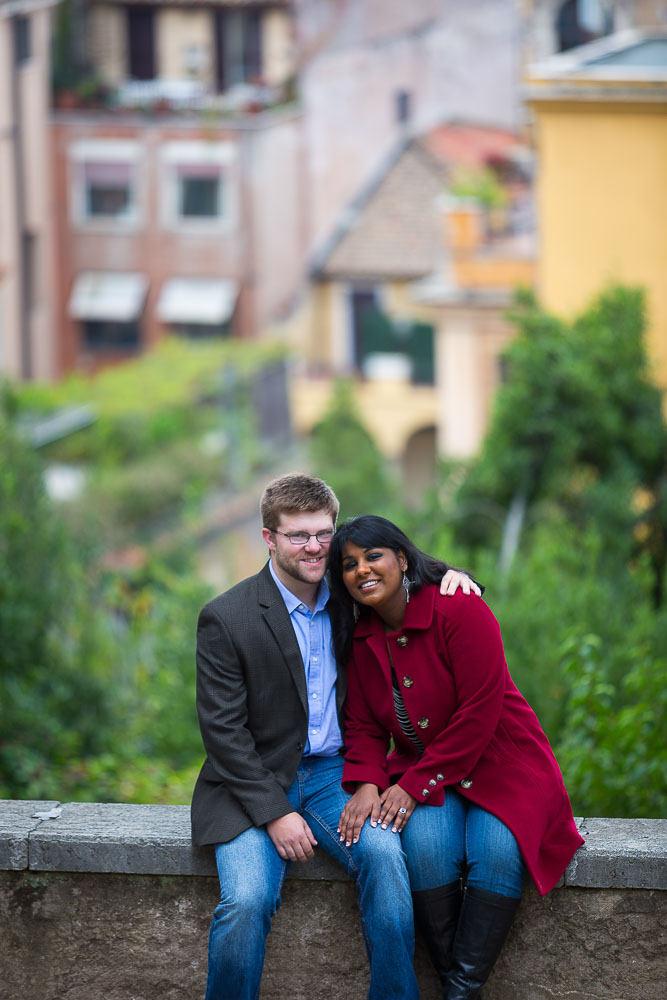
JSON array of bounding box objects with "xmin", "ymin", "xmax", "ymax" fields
[{"xmin": 586, "ymin": 38, "xmax": 667, "ymax": 68}]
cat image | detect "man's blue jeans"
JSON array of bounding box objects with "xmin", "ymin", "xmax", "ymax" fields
[
  {"xmin": 401, "ymin": 789, "xmax": 525, "ymax": 898},
  {"xmin": 205, "ymin": 754, "xmax": 419, "ymax": 1000}
]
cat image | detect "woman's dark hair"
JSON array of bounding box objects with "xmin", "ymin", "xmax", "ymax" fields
[{"xmin": 328, "ymin": 515, "xmax": 452, "ymax": 665}]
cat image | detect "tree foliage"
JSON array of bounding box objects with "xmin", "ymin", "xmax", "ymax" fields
[
  {"xmin": 557, "ymin": 632, "xmax": 666, "ymax": 818},
  {"xmin": 0, "ymin": 375, "xmax": 213, "ymax": 803},
  {"xmin": 1, "ymin": 336, "xmax": 287, "ymax": 803},
  {"xmin": 457, "ymin": 285, "xmax": 667, "ymax": 602},
  {"xmin": 0, "ymin": 389, "xmax": 114, "ymax": 795}
]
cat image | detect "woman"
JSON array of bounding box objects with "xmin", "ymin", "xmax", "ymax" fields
[{"xmin": 329, "ymin": 516, "xmax": 583, "ymax": 1000}]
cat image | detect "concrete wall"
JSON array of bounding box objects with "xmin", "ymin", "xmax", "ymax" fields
[
  {"xmin": 1, "ymin": 801, "xmax": 666, "ymax": 1000},
  {"xmin": 0, "ymin": 0, "xmax": 58, "ymax": 381}
]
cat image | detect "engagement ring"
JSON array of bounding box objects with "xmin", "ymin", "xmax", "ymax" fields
[{"xmin": 399, "ymin": 807, "xmax": 407, "ymax": 814}]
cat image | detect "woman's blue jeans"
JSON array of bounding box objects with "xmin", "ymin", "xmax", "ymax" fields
[
  {"xmin": 401, "ymin": 790, "xmax": 525, "ymax": 898},
  {"xmin": 205, "ymin": 754, "xmax": 419, "ymax": 1000}
]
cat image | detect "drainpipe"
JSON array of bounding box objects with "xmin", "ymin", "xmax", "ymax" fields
[{"xmin": 9, "ymin": 14, "xmax": 32, "ymax": 379}]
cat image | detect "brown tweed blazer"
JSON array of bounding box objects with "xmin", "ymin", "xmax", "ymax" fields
[{"xmin": 191, "ymin": 561, "xmax": 346, "ymax": 847}]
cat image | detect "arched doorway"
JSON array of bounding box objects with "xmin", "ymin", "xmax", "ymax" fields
[{"xmin": 401, "ymin": 426, "xmax": 437, "ymax": 507}]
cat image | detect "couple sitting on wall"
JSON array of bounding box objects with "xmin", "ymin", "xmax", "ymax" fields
[{"xmin": 191, "ymin": 473, "xmax": 583, "ymax": 999}]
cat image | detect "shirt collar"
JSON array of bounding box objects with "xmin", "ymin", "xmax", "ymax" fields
[{"xmin": 268, "ymin": 559, "xmax": 330, "ymax": 615}]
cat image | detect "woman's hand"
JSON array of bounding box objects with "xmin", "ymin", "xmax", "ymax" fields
[
  {"xmin": 338, "ymin": 783, "xmax": 381, "ymax": 846},
  {"xmin": 379, "ymin": 785, "xmax": 417, "ymax": 833}
]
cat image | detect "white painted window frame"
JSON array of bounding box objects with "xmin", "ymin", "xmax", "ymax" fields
[
  {"xmin": 159, "ymin": 140, "xmax": 238, "ymax": 234},
  {"xmin": 68, "ymin": 140, "xmax": 143, "ymax": 231}
]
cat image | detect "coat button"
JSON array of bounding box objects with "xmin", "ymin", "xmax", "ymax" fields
[
  {"xmin": 428, "ymin": 779, "xmax": 437, "ymax": 787},
  {"xmin": 403, "ymin": 676, "xmax": 413, "ymax": 688},
  {"xmin": 296, "ymin": 743, "xmax": 303, "ymax": 752},
  {"xmin": 397, "ymin": 635, "xmax": 408, "ymax": 647},
  {"xmin": 422, "ymin": 788, "xmax": 429, "ymax": 797},
  {"xmin": 418, "ymin": 718, "xmax": 429, "ymax": 729},
  {"xmin": 436, "ymin": 774, "xmax": 444, "ymax": 781},
  {"xmin": 460, "ymin": 778, "xmax": 473, "ymax": 789}
]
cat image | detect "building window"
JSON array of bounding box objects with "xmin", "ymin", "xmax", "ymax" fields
[
  {"xmin": 396, "ymin": 90, "xmax": 411, "ymax": 124},
  {"xmin": 349, "ymin": 288, "xmax": 434, "ymax": 385},
  {"xmin": 13, "ymin": 16, "xmax": 31, "ymax": 65},
  {"xmin": 160, "ymin": 142, "xmax": 236, "ymax": 232},
  {"xmin": 69, "ymin": 271, "xmax": 147, "ymax": 349},
  {"xmin": 214, "ymin": 7, "xmax": 262, "ymax": 92},
  {"xmin": 127, "ymin": 5, "xmax": 156, "ymax": 80},
  {"xmin": 84, "ymin": 163, "xmax": 134, "ymax": 219},
  {"xmin": 69, "ymin": 141, "xmax": 141, "ymax": 228},
  {"xmin": 83, "ymin": 319, "xmax": 141, "ymax": 350},
  {"xmin": 350, "ymin": 288, "xmax": 378, "ymax": 370},
  {"xmin": 178, "ymin": 167, "xmax": 223, "ymax": 219},
  {"xmin": 169, "ymin": 322, "xmax": 228, "ymax": 339},
  {"xmin": 556, "ymin": 0, "xmax": 613, "ymax": 53}
]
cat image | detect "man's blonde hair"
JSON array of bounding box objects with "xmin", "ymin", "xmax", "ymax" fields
[{"xmin": 260, "ymin": 473, "xmax": 340, "ymax": 531}]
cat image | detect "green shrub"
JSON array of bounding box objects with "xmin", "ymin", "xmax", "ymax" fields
[
  {"xmin": 456, "ymin": 285, "xmax": 666, "ymax": 602},
  {"xmin": 15, "ymin": 337, "xmax": 287, "ymax": 465},
  {"xmin": 66, "ymin": 441, "xmax": 224, "ymax": 550},
  {"xmin": 557, "ymin": 633, "xmax": 667, "ymax": 818},
  {"xmin": 0, "ymin": 398, "xmax": 118, "ymax": 797}
]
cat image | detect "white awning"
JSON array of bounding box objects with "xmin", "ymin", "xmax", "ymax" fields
[
  {"xmin": 156, "ymin": 277, "xmax": 238, "ymax": 326},
  {"xmin": 68, "ymin": 272, "xmax": 147, "ymax": 322}
]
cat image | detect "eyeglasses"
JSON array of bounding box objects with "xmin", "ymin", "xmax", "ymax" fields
[{"xmin": 274, "ymin": 529, "xmax": 334, "ymax": 546}]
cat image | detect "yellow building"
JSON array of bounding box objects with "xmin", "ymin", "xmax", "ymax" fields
[{"xmin": 526, "ymin": 29, "xmax": 667, "ymax": 391}]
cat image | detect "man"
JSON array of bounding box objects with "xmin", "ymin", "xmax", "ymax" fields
[{"xmin": 192, "ymin": 473, "xmax": 479, "ymax": 999}]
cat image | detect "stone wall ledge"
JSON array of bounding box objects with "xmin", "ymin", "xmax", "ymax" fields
[
  {"xmin": 2, "ymin": 801, "xmax": 666, "ymax": 1000},
  {"xmin": 1, "ymin": 799, "xmax": 666, "ymax": 889}
]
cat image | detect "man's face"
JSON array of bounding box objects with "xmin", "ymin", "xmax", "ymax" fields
[{"xmin": 262, "ymin": 509, "xmax": 335, "ymax": 588}]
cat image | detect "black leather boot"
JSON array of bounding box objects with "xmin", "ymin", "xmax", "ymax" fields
[
  {"xmin": 412, "ymin": 880, "xmax": 462, "ymax": 986},
  {"xmin": 443, "ymin": 885, "xmax": 520, "ymax": 999}
]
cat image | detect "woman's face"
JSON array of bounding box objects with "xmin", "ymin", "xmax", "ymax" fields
[{"xmin": 340, "ymin": 540, "xmax": 407, "ymax": 621}]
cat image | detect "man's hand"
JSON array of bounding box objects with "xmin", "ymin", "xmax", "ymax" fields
[
  {"xmin": 338, "ymin": 783, "xmax": 381, "ymax": 847},
  {"xmin": 440, "ymin": 569, "xmax": 481, "ymax": 597},
  {"xmin": 266, "ymin": 812, "xmax": 318, "ymax": 861}
]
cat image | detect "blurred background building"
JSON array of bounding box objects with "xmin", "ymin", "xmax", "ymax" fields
[
  {"xmin": 0, "ymin": 0, "xmax": 59, "ymax": 381},
  {"xmin": 1, "ymin": 0, "xmax": 666, "ymax": 487}
]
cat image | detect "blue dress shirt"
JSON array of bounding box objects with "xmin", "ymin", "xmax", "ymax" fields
[{"xmin": 269, "ymin": 561, "xmax": 343, "ymax": 756}]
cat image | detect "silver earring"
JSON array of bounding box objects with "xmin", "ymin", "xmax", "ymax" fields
[{"xmin": 402, "ymin": 572, "xmax": 411, "ymax": 604}]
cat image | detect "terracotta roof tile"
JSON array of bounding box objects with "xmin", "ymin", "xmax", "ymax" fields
[{"xmin": 422, "ymin": 122, "xmax": 524, "ymax": 169}]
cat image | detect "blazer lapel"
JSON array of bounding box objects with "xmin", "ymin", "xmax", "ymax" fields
[{"xmin": 257, "ymin": 562, "xmax": 308, "ymax": 714}]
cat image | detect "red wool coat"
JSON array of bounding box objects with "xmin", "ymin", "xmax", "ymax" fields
[{"xmin": 341, "ymin": 586, "xmax": 584, "ymax": 896}]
